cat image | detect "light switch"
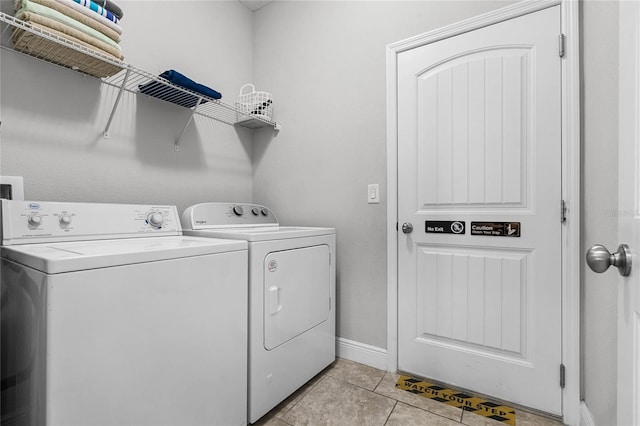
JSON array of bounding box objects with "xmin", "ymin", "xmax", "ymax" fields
[
  {"xmin": 0, "ymin": 176, "xmax": 24, "ymax": 200},
  {"xmin": 368, "ymin": 184, "xmax": 380, "ymax": 204}
]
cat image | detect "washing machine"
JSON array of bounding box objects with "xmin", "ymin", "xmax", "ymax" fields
[
  {"xmin": 181, "ymin": 202, "xmax": 336, "ymax": 424},
  {"xmin": 0, "ymin": 200, "xmax": 249, "ymax": 426}
]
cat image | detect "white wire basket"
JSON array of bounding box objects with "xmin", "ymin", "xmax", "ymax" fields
[{"xmin": 235, "ymin": 83, "xmax": 273, "ymax": 122}]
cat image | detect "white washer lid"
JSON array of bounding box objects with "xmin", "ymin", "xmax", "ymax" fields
[
  {"xmin": 1, "ymin": 236, "xmax": 247, "ymax": 274},
  {"xmin": 183, "ymin": 226, "xmax": 335, "ymax": 242}
]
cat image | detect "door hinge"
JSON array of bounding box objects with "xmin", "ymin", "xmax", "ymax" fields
[
  {"xmin": 559, "ymin": 34, "xmax": 566, "ymax": 58},
  {"xmin": 396, "ymin": 222, "xmax": 399, "ymax": 232},
  {"xmin": 561, "ymin": 199, "xmax": 567, "ymax": 222},
  {"xmin": 560, "ymin": 364, "xmax": 566, "ymax": 388}
]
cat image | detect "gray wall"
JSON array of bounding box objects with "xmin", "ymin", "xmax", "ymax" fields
[
  {"xmin": 581, "ymin": 1, "xmax": 619, "ymax": 424},
  {"xmin": 251, "ymin": 0, "xmax": 510, "ymax": 349},
  {"xmin": 1, "ymin": 1, "xmax": 255, "ymax": 211}
]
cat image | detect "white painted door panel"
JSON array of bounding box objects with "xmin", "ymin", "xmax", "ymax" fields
[{"xmin": 398, "ymin": 6, "xmax": 562, "ymax": 415}]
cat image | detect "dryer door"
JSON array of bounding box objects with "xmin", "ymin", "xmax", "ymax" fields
[{"xmin": 264, "ymin": 245, "xmax": 330, "ymax": 350}]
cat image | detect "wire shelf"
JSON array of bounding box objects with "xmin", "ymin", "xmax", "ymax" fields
[
  {"xmin": 102, "ymin": 65, "xmax": 278, "ymax": 129},
  {"xmin": 0, "ymin": 11, "xmax": 279, "ymax": 148}
]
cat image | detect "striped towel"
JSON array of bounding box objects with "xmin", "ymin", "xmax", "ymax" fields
[
  {"xmin": 93, "ymin": 0, "xmax": 122, "ymax": 19},
  {"xmin": 54, "ymin": 0, "xmax": 122, "ymax": 35},
  {"xmin": 71, "ymin": 0, "xmax": 118, "ymax": 24}
]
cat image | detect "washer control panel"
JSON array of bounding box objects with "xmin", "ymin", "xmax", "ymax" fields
[
  {"xmin": 1, "ymin": 200, "xmax": 181, "ymax": 245},
  {"xmin": 182, "ymin": 203, "xmax": 278, "ymax": 230}
]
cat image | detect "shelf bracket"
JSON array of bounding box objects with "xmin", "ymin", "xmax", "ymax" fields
[
  {"xmin": 174, "ymin": 96, "xmax": 204, "ymax": 152},
  {"xmin": 103, "ymin": 67, "xmax": 131, "ymax": 138}
]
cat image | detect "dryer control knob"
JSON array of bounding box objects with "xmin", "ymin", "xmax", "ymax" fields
[
  {"xmin": 147, "ymin": 212, "xmax": 164, "ymax": 229},
  {"xmin": 261, "ymin": 208, "xmax": 268, "ymax": 216},
  {"xmin": 233, "ymin": 205, "xmax": 244, "ymax": 216},
  {"xmin": 27, "ymin": 214, "xmax": 42, "ymax": 226},
  {"xmin": 59, "ymin": 215, "xmax": 72, "ymax": 226},
  {"xmin": 252, "ymin": 208, "xmax": 259, "ymax": 216}
]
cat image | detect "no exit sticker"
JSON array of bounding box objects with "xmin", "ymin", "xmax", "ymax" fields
[
  {"xmin": 470, "ymin": 222, "xmax": 521, "ymax": 237},
  {"xmin": 425, "ymin": 221, "xmax": 466, "ymax": 235}
]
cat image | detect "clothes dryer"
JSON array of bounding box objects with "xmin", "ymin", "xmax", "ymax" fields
[
  {"xmin": 181, "ymin": 202, "xmax": 336, "ymax": 424},
  {"xmin": 0, "ymin": 200, "xmax": 248, "ymax": 426}
]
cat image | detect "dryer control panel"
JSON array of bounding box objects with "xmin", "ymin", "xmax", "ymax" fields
[
  {"xmin": 1, "ymin": 200, "xmax": 182, "ymax": 245},
  {"xmin": 182, "ymin": 203, "xmax": 278, "ymax": 230}
]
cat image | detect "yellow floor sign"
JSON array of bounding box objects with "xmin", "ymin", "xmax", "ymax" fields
[{"xmin": 396, "ymin": 375, "xmax": 516, "ymax": 426}]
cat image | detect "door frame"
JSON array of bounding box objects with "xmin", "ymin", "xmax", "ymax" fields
[
  {"xmin": 385, "ymin": 0, "xmax": 581, "ymax": 424},
  {"xmin": 617, "ymin": 1, "xmax": 640, "ymax": 423}
]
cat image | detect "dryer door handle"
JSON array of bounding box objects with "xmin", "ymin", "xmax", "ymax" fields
[{"xmin": 268, "ymin": 285, "xmax": 282, "ymax": 315}]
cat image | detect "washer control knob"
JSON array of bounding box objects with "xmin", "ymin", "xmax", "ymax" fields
[
  {"xmin": 261, "ymin": 208, "xmax": 268, "ymax": 216},
  {"xmin": 252, "ymin": 208, "xmax": 259, "ymax": 216},
  {"xmin": 146, "ymin": 212, "xmax": 164, "ymax": 229},
  {"xmin": 233, "ymin": 205, "xmax": 244, "ymax": 216},
  {"xmin": 59, "ymin": 215, "xmax": 72, "ymax": 226},
  {"xmin": 28, "ymin": 214, "xmax": 42, "ymax": 226}
]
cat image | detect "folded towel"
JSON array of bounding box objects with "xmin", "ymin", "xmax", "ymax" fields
[
  {"xmin": 54, "ymin": 0, "xmax": 122, "ymax": 35},
  {"xmin": 12, "ymin": 25, "xmax": 123, "ymax": 77},
  {"xmin": 93, "ymin": 0, "xmax": 122, "ymax": 19},
  {"xmin": 15, "ymin": 0, "xmax": 121, "ymax": 50},
  {"xmin": 158, "ymin": 70, "xmax": 222, "ymax": 100},
  {"xmin": 15, "ymin": 10, "xmax": 123, "ymax": 59},
  {"xmin": 15, "ymin": 0, "xmax": 120, "ymax": 42},
  {"xmin": 71, "ymin": 0, "xmax": 119, "ymax": 24}
]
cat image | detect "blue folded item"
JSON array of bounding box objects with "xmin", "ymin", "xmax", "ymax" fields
[
  {"xmin": 94, "ymin": 0, "xmax": 124, "ymax": 19},
  {"xmin": 138, "ymin": 70, "xmax": 222, "ymax": 108},
  {"xmin": 160, "ymin": 70, "xmax": 222, "ymax": 99}
]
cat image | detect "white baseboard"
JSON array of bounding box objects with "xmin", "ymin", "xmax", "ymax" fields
[
  {"xmin": 580, "ymin": 401, "xmax": 597, "ymax": 426},
  {"xmin": 336, "ymin": 337, "xmax": 388, "ymax": 371}
]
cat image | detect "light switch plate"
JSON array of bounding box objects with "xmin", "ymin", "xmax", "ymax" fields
[
  {"xmin": 368, "ymin": 184, "xmax": 380, "ymax": 204},
  {"xmin": 0, "ymin": 176, "xmax": 24, "ymax": 200}
]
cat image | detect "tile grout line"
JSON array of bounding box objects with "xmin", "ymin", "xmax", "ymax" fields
[
  {"xmin": 382, "ymin": 401, "xmax": 399, "ymax": 426},
  {"xmin": 292, "ymin": 375, "xmax": 326, "ymax": 412},
  {"xmin": 273, "ymin": 375, "xmax": 327, "ymax": 424},
  {"xmin": 372, "ymin": 371, "xmax": 387, "ymax": 391},
  {"xmin": 324, "ymin": 370, "xmax": 388, "ymax": 394},
  {"xmin": 379, "ymin": 374, "xmax": 469, "ymax": 424}
]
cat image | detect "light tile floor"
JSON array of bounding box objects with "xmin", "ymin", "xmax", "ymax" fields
[{"xmin": 253, "ymin": 358, "xmax": 565, "ymax": 426}]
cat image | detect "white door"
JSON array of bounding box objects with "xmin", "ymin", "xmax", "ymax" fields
[
  {"xmin": 615, "ymin": 1, "xmax": 640, "ymax": 423},
  {"xmin": 397, "ymin": 6, "xmax": 563, "ymax": 415}
]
